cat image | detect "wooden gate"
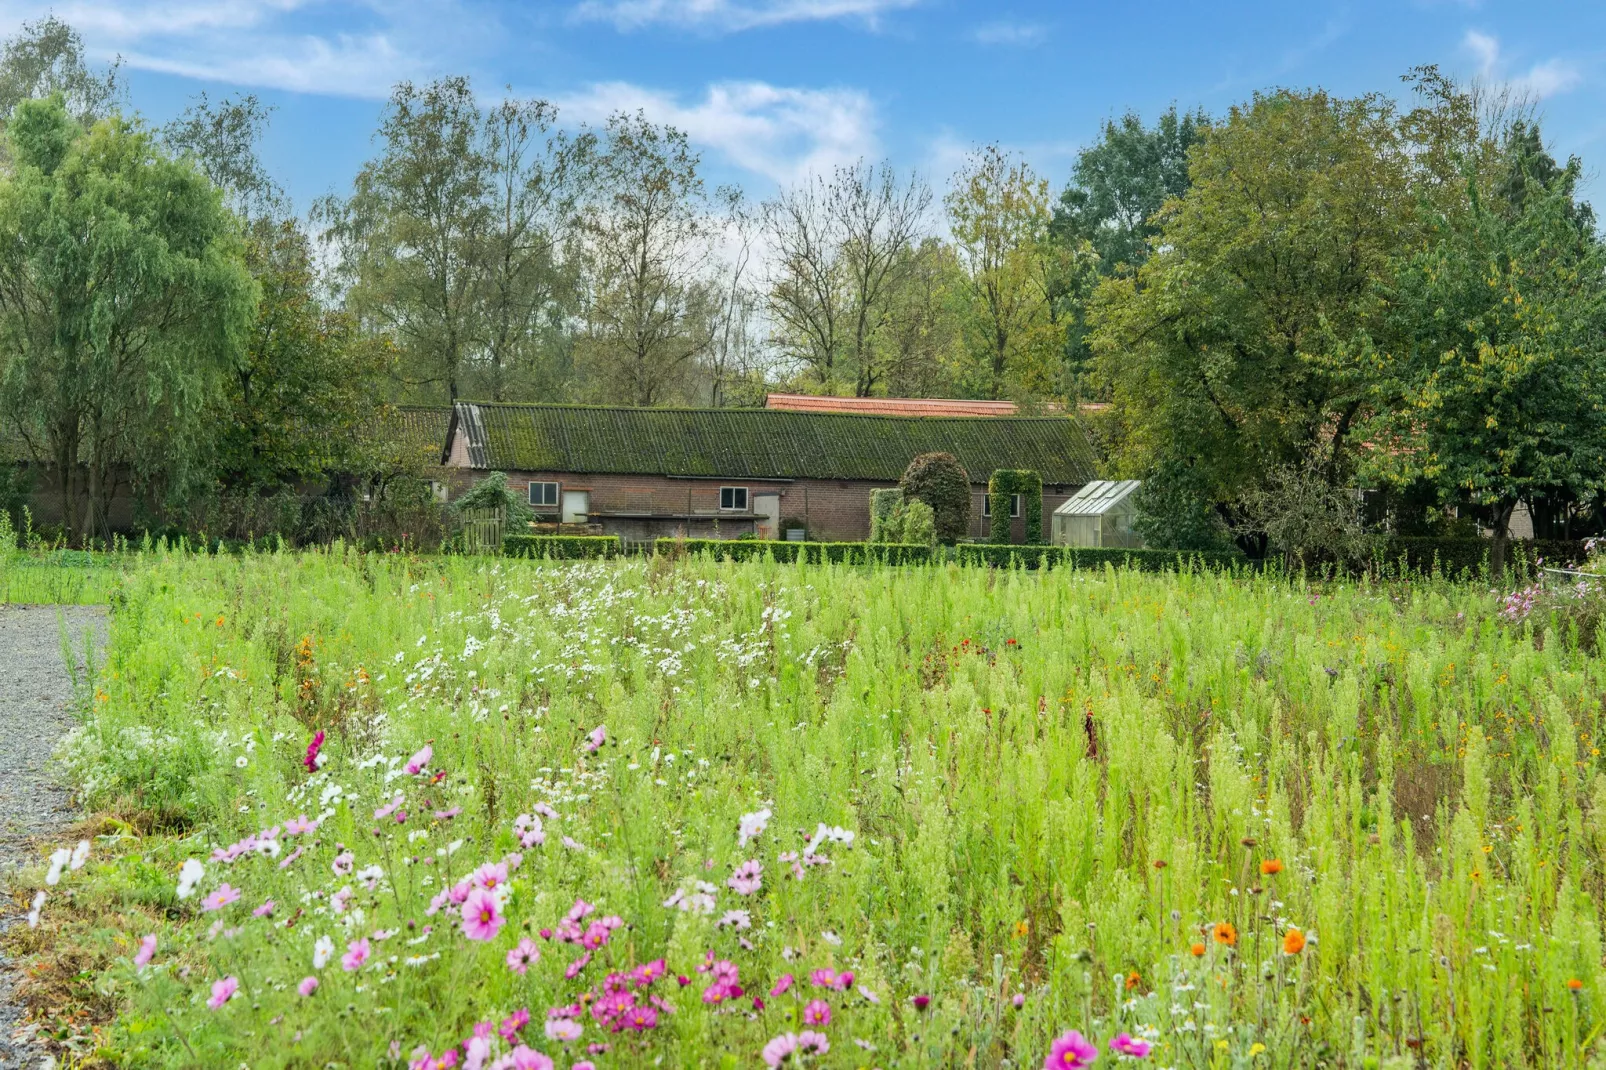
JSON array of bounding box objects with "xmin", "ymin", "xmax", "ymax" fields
[{"xmin": 460, "ymin": 507, "xmax": 505, "ymax": 554}]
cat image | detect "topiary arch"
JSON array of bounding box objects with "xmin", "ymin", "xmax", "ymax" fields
[{"xmin": 988, "ymin": 469, "xmax": 1043, "ymax": 544}]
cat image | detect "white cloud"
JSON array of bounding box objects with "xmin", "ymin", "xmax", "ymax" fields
[
  {"xmin": 969, "ymin": 20, "xmax": 1046, "ymax": 47},
  {"xmin": 571, "ymin": 0, "xmax": 920, "ymax": 33},
  {"xmin": 558, "ymin": 79, "xmax": 877, "ymax": 186},
  {"xmin": 0, "ymin": 1, "xmax": 484, "ymax": 99},
  {"xmin": 1461, "ymin": 29, "xmax": 1581, "ymax": 101}
]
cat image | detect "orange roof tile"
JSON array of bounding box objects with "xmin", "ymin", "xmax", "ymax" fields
[{"xmin": 765, "ymin": 393, "xmax": 1021, "ymax": 417}]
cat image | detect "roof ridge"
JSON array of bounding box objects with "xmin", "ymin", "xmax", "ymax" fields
[{"xmin": 458, "ymin": 401, "xmax": 1074, "ymax": 423}]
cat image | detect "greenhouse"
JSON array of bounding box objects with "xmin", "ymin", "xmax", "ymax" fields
[{"xmin": 1051, "ymin": 479, "xmax": 1144, "ymax": 548}]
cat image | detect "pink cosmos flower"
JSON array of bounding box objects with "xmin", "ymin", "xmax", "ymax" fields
[
  {"xmin": 278, "ymin": 846, "xmax": 306, "ymax": 869},
  {"xmin": 331, "ymin": 886, "xmax": 353, "ymax": 914},
  {"xmin": 131, "ymin": 933, "xmax": 157, "ymax": 968},
  {"xmin": 564, "ymin": 952, "xmax": 591, "ymax": 980},
  {"xmin": 298, "ymin": 976, "xmax": 319, "ymax": 997},
  {"xmin": 253, "ymin": 899, "xmax": 275, "ymax": 918},
  {"xmin": 631, "ymin": 959, "xmax": 666, "ymax": 987},
  {"xmin": 583, "ymin": 725, "xmax": 606, "ymax": 753},
  {"xmin": 572, "ymin": 1063, "xmax": 595, "ymax": 1070},
  {"xmin": 461, "ymin": 888, "xmax": 505, "ymax": 942},
  {"xmin": 342, "ymin": 937, "xmax": 371, "ymax": 971},
  {"xmin": 200, "ymin": 884, "xmax": 241, "ymax": 912},
  {"xmin": 769, "ymin": 974, "xmax": 794, "ymax": 997},
  {"xmin": 499, "ymin": 1008, "xmax": 531, "ymax": 1041},
  {"xmin": 809, "ymin": 968, "xmax": 852, "ymax": 991},
  {"xmin": 471, "ymin": 862, "xmax": 510, "ymax": 891},
  {"xmin": 1045, "ymin": 1029, "xmax": 1099, "ymax": 1070},
  {"xmin": 507, "ymin": 938, "xmax": 540, "ymax": 975},
  {"xmin": 303, "ymin": 730, "xmax": 324, "ymax": 773},
  {"xmin": 544, "ymin": 1018, "xmax": 583, "ymax": 1042},
  {"xmin": 761, "ymin": 1033, "xmax": 799, "ymax": 1067},
  {"xmin": 435, "ymin": 806, "xmax": 462, "ymax": 821},
  {"xmin": 410, "ymin": 1049, "xmax": 460, "ymax": 1070},
  {"xmin": 728, "ymin": 859, "xmax": 762, "ymax": 895},
  {"xmin": 803, "ymin": 999, "xmax": 831, "ymax": 1026},
  {"xmin": 405, "ymin": 744, "xmax": 433, "ymax": 775},
  {"xmin": 506, "ymin": 1047, "xmax": 553, "ymax": 1070},
  {"xmin": 206, "ymin": 976, "xmax": 239, "ymax": 1010},
  {"xmin": 332, "ymin": 851, "xmax": 355, "ymax": 876},
  {"xmin": 1110, "ymin": 1033, "xmax": 1151, "ymax": 1058},
  {"xmin": 284, "ymin": 814, "xmax": 318, "ymax": 835},
  {"xmin": 797, "ymin": 1032, "xmax": 829, "ymax": 1056}
]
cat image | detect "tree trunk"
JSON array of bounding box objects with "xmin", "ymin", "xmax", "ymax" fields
[{"xmin": 1490, "ymin": 499, "xmax": 1516, "ymax": 582}]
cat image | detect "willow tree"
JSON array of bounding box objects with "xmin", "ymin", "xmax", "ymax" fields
[{"xmin": 0, "ymin": 96, "xmax": 255, "ymax": 541}]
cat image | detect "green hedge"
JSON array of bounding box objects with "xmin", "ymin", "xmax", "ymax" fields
[
  {"xmin": 956, "ymin": 543, "xmax": 1244, "ymax": 571},
  {"xmin": 656, "ymin": 538, "xmax": 936, "ymax": 565},
  {"xmin": 1380, "ymin": 537, "xmax": 1587, "ymax": 576},
  {"xmin": 988, "ymin": 469, "xmax": 1043, "ymax": 544},
  {"xmin": 503, "ymin": 534, "xmax": 623, "ymax": 559}
]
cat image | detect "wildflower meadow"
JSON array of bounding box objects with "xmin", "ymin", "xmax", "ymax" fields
[{"xmin": 14, "ymin": 549, "xmax": 1606, "ymax": 1068}]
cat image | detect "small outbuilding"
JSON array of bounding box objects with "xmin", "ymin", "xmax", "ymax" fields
[{"xmin": 1052, "ymin": 479, "xmax": 1144, "ymax": 548}]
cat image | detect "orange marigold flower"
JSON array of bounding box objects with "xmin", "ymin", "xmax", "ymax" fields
[
  {"xmin": 1189, "ymin": 942, "xmax": 1206, "ymax": 957},
  {"xmin": 1260, "ymin": 859, "xmax": 1283, "ymax": 876},
  {"xmin": 1212, "ymin": 922, "xmax": 1237, "ymax": 947},
  {"xmin": 1568, "ymin": 978, "xmax": 1584, "ymax": 992},
  {"xmin": 1283, "ymin": 927, "xmax": 1306, "ymax": 955}
]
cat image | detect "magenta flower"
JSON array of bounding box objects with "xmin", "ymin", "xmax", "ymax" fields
[
  {"xmin": 471, "ymin": 862, "xmax": 510, "ymax": 891},
  {"xmin": 405, "ymin": 744, "xmax": 433, "ymax": 775},
  {"xmin": 583, "ymin": 725, "xmax": 606, "ymax": 753},
  {"xmin": 284, "ymin": 814, "xmax": 318, "ymax": 835},
  {"xmin": 507, "ymin": 937, "xmax": 541, "ymax": 975},
  {"xmin": 797, "ymin": 1032, "xmax": 829, "ymax": 1056},
  {"xmin": 206, "ymin": 975, "xmax": 239, "ymax": 1010},
  {"xmin": 342, "ymin": 937, "xmax": 371, "ymax": 971},
  {"xmin": 132, "ymin": 933, "xmax": 157, "ymax": 967},
  {"xmin": 565, "ymin": 952, "xmax": 592, "ymax": 980},
  {"xmin": 912, "ymin": 994, "xmax": 931, "ymax": 1010},
  {"xmin": 460, "ymin": 887, "xmax": 505, "ymax": 942},
  {"xmin": 802, "ymin": 999, "xmax": 831, "ymax": 1026},
  {"xmin": 1013, "ymin": 993, "xmax": 1026, "ymax": 1008},
  {"xmin": 253, "ymin": 899, "xmax": 275, "ymax": 918},
  {"xmin": 728, "ymin": 859, "xmax": 763, "ymax": 895},
  {"xmin": 761, "ymin": 1033, "xmax": 800, "ymax": 1067},
  {"xmin": 809, "ymin": 967, "xmax": 853, "ymax": 991},
  {"xmin": 200, "ymin": 884, "xmax": 241, "ymax": 912},
  {"xmin": 508, "ymin": 1047, "xmax": 553, "ymax": 1070},
  {"xmin": 632, "ymin": 959, "xmax": 667, "ymax": 987},
  {"xmin": 1110, "ymin": 1033, "xmax": 1151, "ymax": 1058},
  {"xmin": 499, "ymin": 1008, "xmax": 531, "ymax": 1041},
  {"xmin": 303, "ymin": 730, "xmax": 324, "ymax": 773},
  {"xmin": 1045, "ymin": 1029, "xmax": 1099, "ymax": 1069},
  {"xmin": 298, "ymin": 975, "xmax": 319, "ymax": 997},
  {"xmin": 769, "ymin": 974, "xmax": 794, "ymax": 997}
]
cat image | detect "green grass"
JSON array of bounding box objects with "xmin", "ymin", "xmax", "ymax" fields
[{"xmin": 18, "ymin": 550, "xmax": 1606, "ymax": 1068}]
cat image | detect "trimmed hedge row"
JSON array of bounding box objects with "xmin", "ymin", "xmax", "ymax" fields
[
  {"xmin": 956, "ymin": 544, "xmax": 1245, "ymax": 571},
  {"xmin": 503, "ymin": 534, "xmax": 623, "ymax": 559},
  {"xmin": 655, "ymin": 539, "xmax": 936, "ymax": 565},
  {"xmin": 1380, "ymin": 537, "xmax": 1587, "ymax": 575}
]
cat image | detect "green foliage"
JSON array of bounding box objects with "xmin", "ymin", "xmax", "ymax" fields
[
  {"xmin": 0, "ymin": 96, "xmax": 256, "ymax": 542},
  {"xmin": 1235, "ymin": 455, "xmax": 1374, "ymax": 569},
  {"xmin": 900, "ymin": 451, "xmax": 971, "ymax": 543},
  {"xmin": 868, "ymin": 487, "xmax": 904, "ymax": 542},
  {"xmin": 503, "ymin": 533, "xmax": 622, "ymax": 559},
  {"xmin": 450, "ymin": 472, "xmax": 535, "ymax": 528},
  {"xmin": 1052, "ymin": 105, "xmax": 1209, "ymax": 276},
  {"xmin": 987, "ymin": 469, "xmax": 1043, "ymax": 544},
  {"xmin": 659, "ymin": 538, "xmax": 935, "ymax": 565},
  {"xmin": 955, "ymin": 542, "xmax": 1243, "ymax": 571},
  {"xmin": 898, "ymin": 498, "xmax": 937, "ymax": 547},
  {"xmin": 1130, "ymin": 459, "xmax": 1234, "ymax": 551},
  {"xmin": 1380, "ymin": 537, "xmax": 1585, "ymax": 578}
]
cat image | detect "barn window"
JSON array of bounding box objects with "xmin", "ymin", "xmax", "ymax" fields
[
  {"xmin": 982, "ymin": 494, "xmax": 1021, "ymax": 518},
  {"xmin": 529, "ymin": 481, "xmax": 559, "ymax": 508},
  {"xmin": 719, "ymin": 487, "xmax": 749, "ymax": 511}
]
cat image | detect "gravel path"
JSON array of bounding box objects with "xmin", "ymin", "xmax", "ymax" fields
[{"xmin": 0, "ymin": 606, "xmax": 105, "ymax": 1069}]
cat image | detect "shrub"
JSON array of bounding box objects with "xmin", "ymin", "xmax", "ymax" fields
[
  {"xmin": 1380, "ymin": 537, "xmax": 1584, "ymax": 578},
  {"xmin": 898, "ymin": 499, "xmax": 937, "ymax": 547},
  {"xmin": 451, "ymin": 472, "xmax": 535, "ymax": 529},
  {"xmin": 1132, "ymin": 459, "xmax": 1234, "ymax": 551},
  {"xmin": 987, "ymin": 469, "xmax": 1043, "ymax": 544},
  {"xmin": 901, "ymin": 452, "xmax": 971, "ymax": 544},
  {"xmin": 504, "ymin": 534, "xmax": 622, "ymax": 559},
  {"xmin": 956, "ymin": 543, "xmax": 1244, "ymax": 571},
  {"xmin": 869, "ymin": 488, "xmax": 905, "ymax": 543}
]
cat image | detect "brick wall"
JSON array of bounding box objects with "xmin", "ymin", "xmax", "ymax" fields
[{"xmin": 472, "ymin": 469, "xmax": 1075, "ymax": 543}]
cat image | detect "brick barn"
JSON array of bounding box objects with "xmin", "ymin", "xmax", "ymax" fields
[{"xmin": 441, "ymin": 401, "xmax": 1100, "ymax": 543}]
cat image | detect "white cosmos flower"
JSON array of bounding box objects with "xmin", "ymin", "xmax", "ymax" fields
[
  {"xmin": 176, "ymin": 859, "xmax": 205, "ymax": 899},
  {"xmin": 313, "ymin": 935, "xmax": 334, "ymax": 969}
]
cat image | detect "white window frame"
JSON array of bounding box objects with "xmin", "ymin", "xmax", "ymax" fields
[
  {"xmin": 529, "ymin": 481, "xmax": 560, "ymax": 509},
  {"xmin": 981, "ymin": 494, "xmax": 1022, "ymax": 519},
  {"xmin": 719, "ymin": 486, "xmax": 749, "ymax": 512}
]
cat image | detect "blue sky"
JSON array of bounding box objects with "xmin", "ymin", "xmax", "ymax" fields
[{"xmin": 3, "ymin": 1, "xmax": 1603, "ymax": 210}]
